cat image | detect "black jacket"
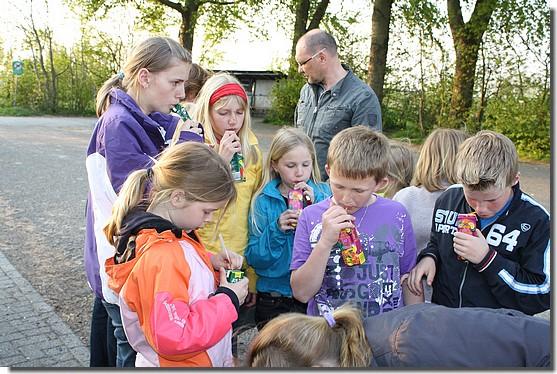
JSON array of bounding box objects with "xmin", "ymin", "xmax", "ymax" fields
[
  {"xmin": 366, "ymin": 303, "xmax": 550, "ymax": 367},
  {"xmin": 419, "ymin": 183, "xmax": 550, "ymax": 315}
]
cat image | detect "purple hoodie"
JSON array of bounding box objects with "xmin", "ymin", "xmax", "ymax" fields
[{"xmin": 84, "ymin": 88, "xmax": 202, "ymax": 303}]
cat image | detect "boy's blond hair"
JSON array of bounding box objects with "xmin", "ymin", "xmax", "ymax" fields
[
  {"xmin": 326, "ymin": 126, "xmax": 390, "ymax": 181},
  {"xmin": 413, "ymin": 128, "xmax": 470, "ymax": 192},
  {"xmin": 455, "ymin": 130, "xmax": 518, "ymax": 191}
]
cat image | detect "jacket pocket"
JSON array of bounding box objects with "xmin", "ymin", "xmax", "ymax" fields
[
  {"xmin": 295, "ymin": 100, "xmax": 311, "ymax": 128},
  {"xmin": 318, "ymin": 105, "xmax": 351, "ymax": 136}
]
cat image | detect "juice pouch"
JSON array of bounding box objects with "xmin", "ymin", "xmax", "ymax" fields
[
  {"xmin": 455, "ymin": 213, "xmax": 478, "ymax": 261},
  {"xmin": 171, "ymin": 103, "xmax": 204, "ymax": 139},
  {"xmin": 171, "ymin": 103, "xmax": 192, "ymax": 121},
  {"xmin": 288, "ymin": 189, "xmax": 304, "ymax": 213},
  {"xmin": 226, "ymin": 269, "xmax": 244, "ymax": 283},
  {"xmin": 230, "ymin": 152, "xmax": 246, "ymax": 182},
  {"xmin": 338, "ymin": 227, "xmax": 366, "ymax": 266}
]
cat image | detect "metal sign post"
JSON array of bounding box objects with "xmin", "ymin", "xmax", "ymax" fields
[{"xmin": 12, "ymin": 60, "xmax": 23, "ymax": 107}]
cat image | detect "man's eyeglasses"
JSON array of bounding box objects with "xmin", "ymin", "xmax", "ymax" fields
[{"xmin": 298, "ymin": 48, "xmax": 327, "ymax": 67}]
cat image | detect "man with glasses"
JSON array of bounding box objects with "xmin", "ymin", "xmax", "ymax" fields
[{"xmin": 294, "ymin": 29, "xmax": 382, "ymax": 181}]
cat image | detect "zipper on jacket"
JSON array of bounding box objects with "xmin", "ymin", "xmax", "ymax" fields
[
  {"xmin": 458, "ymin": 262, "xmax": 469, "ymax": 308},
  {"xmin": 308, "ymin": 88, "xmax": 329, "ymax": 136}
]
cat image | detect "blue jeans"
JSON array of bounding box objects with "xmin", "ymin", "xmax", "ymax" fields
[
  {"xmin": 255, "ymin": 292, "xmax": 307, "ymax": 330},
  {"xmin": 89, "ymin": 296, "xmax": 116, "ymax": 367},
  {"xmin": 102, "ymin": 301, "xmax": 137, "ymax": 367}
]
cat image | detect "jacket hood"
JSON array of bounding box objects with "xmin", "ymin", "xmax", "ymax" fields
[
  {"xmin": 105, "ymin": 208, "xmax": 183, "ymax": 294},
  {"xmin": 108, "ymin": 88, "xmax": 173, "ymax": 151}
]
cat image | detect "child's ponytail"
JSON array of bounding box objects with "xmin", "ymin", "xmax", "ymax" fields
[
  {"xmin": 246, "ymin": 303, "xmax": 371, "ymax": 367},
  {"xmin": 104, "ymin": 168, "xmax": 150, "ymax": 246},
  {"xmin": 332, "ymin": 305, "xmax": 372, "ymax": 367},
  {"xmin": 96, "ymin": 73, "xmax": 123, "ymax": 117}
]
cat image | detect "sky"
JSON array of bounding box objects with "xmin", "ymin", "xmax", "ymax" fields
[
  {"xmin": 1, "ymin": 0, "xmax": 550, "ymax": 80},
  {"xmin": 1, "ymin": 0, "xmax": 371, "ymax": 71}
]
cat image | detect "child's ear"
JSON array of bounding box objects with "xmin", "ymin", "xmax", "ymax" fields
[
  {"xmin": 137, "ymin": 67, "xmax": 150, "ymax": 89},
  {"xmin": 325, "ymin": 164, "xmax": 330, "ymax": 176},
  {"xmin": 512, "ymin": 172, "xmax": 520, "ymax": 186},
  {"xmin": 375, "ymin": 177, "xmax": 389, "ymax": 191},
  {"xmin": 170, "ymin": 189, "xmax": 187, "ymax": 208}
]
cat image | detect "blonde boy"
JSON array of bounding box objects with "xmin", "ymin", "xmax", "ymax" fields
[
  {"xmin": 290, "ymin": 126, "xmax": 422, "ymax": 320},
  {"xmin": 407, "ymin": 130, "xmax": 550, "ymax": 315}
]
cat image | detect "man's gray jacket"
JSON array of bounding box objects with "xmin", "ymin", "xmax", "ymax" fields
[{"xmin": 294, "ymin": 67, "xmax": 382, "ymax": 180}]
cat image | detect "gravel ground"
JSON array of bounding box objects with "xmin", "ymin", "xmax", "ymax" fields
[{"xmin": 0, "ymin": 115, "xmax": 550, "ymax": 366}]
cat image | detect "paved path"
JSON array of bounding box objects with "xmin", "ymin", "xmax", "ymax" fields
[{"xmin": 0, "ymin": 251, "xmax": 88, "ymax": 367}]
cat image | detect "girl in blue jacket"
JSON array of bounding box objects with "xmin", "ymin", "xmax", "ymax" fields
[{"xmin": 246, "ymin": 127, "xmax": 331, "ymax": 329}]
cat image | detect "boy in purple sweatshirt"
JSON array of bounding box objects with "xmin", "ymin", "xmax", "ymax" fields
[{"xmin": 290, "ymin": 126, "xmax": 422, "ymax": 320}]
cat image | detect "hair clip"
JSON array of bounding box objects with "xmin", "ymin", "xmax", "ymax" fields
[
  {"xmin": 323, "ymin": 311, "xmax": 336, "ymax": 328},
  {"xmin": 117, "ymin": 71, "xmax": 125, "ymax": 80}
]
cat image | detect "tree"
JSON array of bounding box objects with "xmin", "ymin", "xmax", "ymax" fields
[
  {"xmin": 367, "ymin": 0, "xmax": 393, "ymax": 106},
  {"xmin": 446, "ymin": 0, "xmax": 497, "ymax": 129},
  {"xmin": 288, "ymin": 0, "xmax": 330, "ymax": 73},
  {"xmin": 69, "ymin": 0, "xmax": 263, "ymax": 51},
  {"xmin": 20, "ymin": 0, "xmax": 65, "ymax": 112}
]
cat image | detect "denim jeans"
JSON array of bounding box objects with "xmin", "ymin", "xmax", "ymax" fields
[
  {"xmin": 89, "ymin": 296, "xmax": 116, "ymax": 367},
  {"xmin": 102, "ymin": 301, "xmax": 137, "ymax": 367},
  {"xmin": 255, "ymin": 292, "xmax": 307, "ymax": 330},
  {"xmin": 231, "ymin": 303, "xmax": 256, "ymax": 357}
]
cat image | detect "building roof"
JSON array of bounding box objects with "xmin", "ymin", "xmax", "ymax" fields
[{"xmin": 212, "ymin": 69, "xmax": 286, "ymax": 81}]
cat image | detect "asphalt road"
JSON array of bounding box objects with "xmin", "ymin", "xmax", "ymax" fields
[{"xmin": 0, "ymin": 115, "xmax": 550, "ymax": 353}]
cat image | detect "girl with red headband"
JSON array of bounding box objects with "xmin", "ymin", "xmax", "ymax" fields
[{"xmin": 192, "ymin": 72, "xmax": 263, "ymax": 358}]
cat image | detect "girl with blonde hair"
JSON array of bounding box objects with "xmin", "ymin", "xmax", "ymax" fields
[
  {"xmin": 382, "ymin": 141, "xmax": 417, "ymax": 199},
  {"xmin": 86, "ymin": 36, "xmax": 201, "ymax": 367},
  {"xmin": 247, "ymin": 303, "xmax": 550, "ymax": 368},
  {"xmin": 192, "ymin": 72, "xmax": 263, "ymax": 355},
  {"xmin": 245, "ymin": 127, "xmax": 331, "ymax": 329},
  {"xmin": 393, "ymin": 128, "xmax": 469, "ymax": 254},
  {"xmin": 104, "ymin": 142, "xmax": 248, "ymax": 367}
]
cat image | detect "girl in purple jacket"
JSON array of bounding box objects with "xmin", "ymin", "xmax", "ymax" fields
[{"xmin": 85, "ymin": 36, "xmax": 201, "ymax": 367}]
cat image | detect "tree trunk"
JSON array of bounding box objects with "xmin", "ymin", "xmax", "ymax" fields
[
  {"xmin": 447, "ymin": 0, "xmax": 497, "ymax": 130},
  {"xmin": 288, "ymin": 0, "xmax": 329, "ymax": 74},
  {"xmin": 475, "ymin": 44, "xmax": 490, "ymax": 129},
  {"xmin": 367, "ymin": 0, "xmax": 393, "ymax": 106},
  {"xmin": 178, "ymin": 2, "xmax": 199, "ymax": 51},
  {"xmin": 47, "ymin": 30, "xmax": 58, "ymax": 112}
]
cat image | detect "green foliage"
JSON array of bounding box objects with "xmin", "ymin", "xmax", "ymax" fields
[
  {"xmin": 0, "ymin": 30, "xmax": 124, "ymax": 116},
  {"xmin": 481, "ymin": 82, "xmax": 549, "ymax": 161},
  {"xmin": 264, "ymin": 75, "xmax": 305, "ymax": 125},
  {"xmin": 0, "ymin": 106, "xmax": 39, "ymax": 116}
]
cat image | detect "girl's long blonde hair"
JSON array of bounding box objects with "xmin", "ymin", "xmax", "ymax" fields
[
  {"xmin": 383, "ymin": 141, "xmax": 416, "ymax": 199},
  {"xmin": 246, "ymin": 304, "xmax": 371, "ymax": 367},
  {"xmin": 412, "ymin": 128, "xmax": 470, "ymax": 192},
  {"xmin": 192, "ymin": 72, "xmax": 258, "ymax": 166},
  {"xmin": 250, "ymin": 127, "xmax": 321, "ymax": 233},
  {"xmin": 95, "ymin": 36, "xmax": 192, "ymax": 117},
  {"xmin": 104, "ymin": 142, "xmax": 236, "ymax": 245}
]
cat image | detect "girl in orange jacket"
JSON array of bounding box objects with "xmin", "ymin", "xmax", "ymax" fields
[{"xmin": 104, "ymin": 142, "xmax": 248, "ymax": 367}]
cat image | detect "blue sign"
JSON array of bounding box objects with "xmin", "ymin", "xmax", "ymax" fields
[{"xmin": 12, "ymin": 60, "xmax": 23, "ymax": 76}]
